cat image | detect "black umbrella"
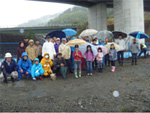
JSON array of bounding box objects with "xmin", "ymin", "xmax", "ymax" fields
[{"xmin": 113, "ymin": 31, "xmax": 127, "ymax": 39}]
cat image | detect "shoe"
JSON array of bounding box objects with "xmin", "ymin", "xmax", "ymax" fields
[
  {"xmin": 3, "ymin": 79, "xmax": 8, "ymax": 84},
  {"xmin": 112, "ymin": 67, "xmax": 116, "ymax": 72},
  {"xmin": 70, "ymin": 70, "xmax": 73, "ymax": 73},
  {"xmin": 11, "ymin": 77, "xmax": 15, "ymax": 82},
  {"xmin": 33, "ymin": 78, "xmax": 36, "ymax": 81},
  {"xmin": 39, "ymin": 75, "xmax": 43, "ymax": 80},
  {"xmin": 90, "ymin": 73, "xmax": 93, "ymax": 76},
  {"xmin": 87, "ymin": 73, "xmax": 90, "ymax": 76}
]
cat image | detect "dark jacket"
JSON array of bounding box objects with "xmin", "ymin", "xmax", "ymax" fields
[
  {"xmin": 17, "ymin": 47, "xmax": 25, "ymax": 62},
  {"xmin": 1, "ymin": 59, "xmax": 18, "ymax": 74},
  {"xmin": 53, "ymin": 57, "xmax": 67, "ymax": 68}
]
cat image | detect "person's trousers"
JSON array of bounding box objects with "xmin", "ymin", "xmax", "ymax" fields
[
  {"xmin": 132, "ymin": 53, "xmax": 137, "ymax": 63},
  {"xmin": 105, "ymin": 54, "xmax": 110, "ymax": 66},
  {"xmin": 97, "ymin": 61, "xmax": 103, "ymax": 69},
  {"xmin": 74, "ymin": 61, "xmax": 81, "ymax": 74},
  {"xmin": 38, "ymin": 55, "xmax": 43, "ymax": 62},
  {"xmin": 18, "ymin": 70, "xmax": 31, "ymax": 80},
  {"xmin": 92, "ymin": 58, "xmax": 97, "ymax": 69},
  {"xmin": 66, "ymin": 59, "xmax": 72, "ymax": 71},
  {"xmin": 117, "ymin": 51, "xmax": 124, "ymax": 64},
  {"xmin": 86, "ymin": 61, "xmax": 93, "ymax": 74},
  {"xmin": 111, "ymin": 61, "xmax": 116, "ymax": 66},
  {"xmin": 53, "ymin": 66, "xmax": 68, "ymax": 79},
  {"xmin": 139, "ymin": 49, "xmax": 147, "ymax": 58},
  {"xmin": 34, "ymin": 69, "xmax": 45, "ymax": 78}
]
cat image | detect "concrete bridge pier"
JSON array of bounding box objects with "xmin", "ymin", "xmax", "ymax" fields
[
  {"xmin": 88, "ymin": 3, "xmax": 107, "ymax": 31},
  {"xmin": 114, "ymin": 0, "xmax": 145, "ymax": 43}
]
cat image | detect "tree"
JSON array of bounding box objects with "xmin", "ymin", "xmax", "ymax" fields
[{"xmin": 27, "ymin": 30, "xmax": 35, "ymax": 40}]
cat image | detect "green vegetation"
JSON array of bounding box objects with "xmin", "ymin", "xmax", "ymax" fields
[
  {"xmin": 27, "ymin": 30, "xmax": 35, "ymax": 40},
  {"xmin": 48, "ymin": 7, "xmax": 88, "ymax": 25}
]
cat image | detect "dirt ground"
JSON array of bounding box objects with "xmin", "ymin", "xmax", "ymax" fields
[{"xmin": 0, "ymin": 58, "xmax": 150, "ymax": 112}]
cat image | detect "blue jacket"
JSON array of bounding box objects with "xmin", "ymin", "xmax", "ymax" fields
[
  {"xmin": 1, "ymin": 59, "xmax": 18, "ymax": 74},
  {"xmin": 18, "ymin": 52, "xmax": 32, "ymax": 72},
  {"xmin": 98, "ymin": 39, "xmax": 105, "ymax": 46},
  {"xmin": 109, "ymin": 49, "xmax": 117, "ymax": 61},
  {"xmin": 31, "ymin": 58, "xmax": 44, "ymax": 78}
]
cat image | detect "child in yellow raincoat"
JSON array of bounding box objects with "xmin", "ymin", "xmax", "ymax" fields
[{"xmin": 40, "ymin": 53, "xmax": 53, "ymax": 76}]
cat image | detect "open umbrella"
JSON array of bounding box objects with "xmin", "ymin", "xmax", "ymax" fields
[
  {"xmin": 96, "ymin": 45, "xmax": 108, "ymax": 55},
  {"xmin": 79, "ymin": 29, "xmax": 98, "ymax": 37},
  {"xmin": 62, "ymin": 28, "xmax": 77, "ymax": 37},
  {"xmin": 105, "ymin": 42, "xmax": 120, "ymax": 52},
  {"xmin": 129, "ymin": 31, "xmax": 149, "ymax": 39},
  {"xmin": 79, "ymin": 43, "xmax": 97, "ymax": 56},
  {"xmin": 46, "ymin": 30, "xmax": 66, "ymax": 39},
  {"xmin": 113, "ymin": 31, "xmax": 127, "ymax": 39},
  {"xmin": 95, "ymin": 30, "xmax": 113, "ymax": 41},
  {"xmin": 66, "ymin": 39, "xmax": 87, "ymax": 47}
]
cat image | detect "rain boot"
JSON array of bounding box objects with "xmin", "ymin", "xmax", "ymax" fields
[
  {"xmin": 61, "ymin": 67, "xmax": 66, "ymax": 80},
  {"xmin": 111, "ymin": 67, "xmax": 113, "ymax": 72},
  {"xmin": 39, "ymin": 75, "xmax": 43, "ymax": 80},
  {"xmin": 75, "ymin": 73, "xmax": 78, "ymax": 79},
  {"xmin": 112, "ymin": 67, "xmax": 116, "ymax": 72},
  {"xmin": 79, "ymin": 72, "xmax": 81, "ymax": 78},
  {"xmin": 11, "ymin": 76, "xmax": 15, "ymax": 82},
  {"xmin": 100, "ymin": 68, "xmax": 103, "ymax": 73},
  {"xmin": 2, "ymin": 68, "xmax": 8, "ymax": 84}
]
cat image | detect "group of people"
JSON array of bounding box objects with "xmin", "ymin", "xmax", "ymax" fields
[{"xmin": 0, "ymin": 34, "xmax": 148, "ymax": 83}]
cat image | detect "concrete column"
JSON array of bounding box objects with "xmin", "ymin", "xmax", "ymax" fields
[
  {"xmin": 114, "ymin": 0, "xmax": 145, "ymax": 43},
  {"xmin": 88, "ymin": 3, "xmax": 107, "ymax": 31}
]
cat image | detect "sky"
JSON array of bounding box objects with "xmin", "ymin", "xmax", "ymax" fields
[{"xmin": 0, "ymin": 0, "xmax": 74, "ymax": 27}]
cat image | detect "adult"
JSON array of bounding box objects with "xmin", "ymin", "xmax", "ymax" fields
[
  {"xmin": 59, "ymin": 38, "xmax": 73, "ymax": 73},
  {"xmin": 1, "ymin": 53, "xmax": 18, "ymax": 83},
  {"xmin": 17, "ymin": 41, "xmax": 25, "ymax": 62},
  {"xmin": 98, "ymin": 39, "xmax": 105, "ymax": 46},
  {"xmin": 35, "ymin": 39, "xmax": 42, "ymax": 62},
  {"xmin": 25, "ymin": 39, "xmax": 38, "ymax": 63},
  {"xmin": 42, "ymin": 36, "xmax": 56, "ymax": 60},
  {"xmin": 18, "ymin": 52, "xmax": 32, "ymax": 80},
  {"xmin": 53, "ymin": 53, "xmax": 68, "ymax": 80},
  {"xmin": 54, "ymin": 38, "xmax": 61, "ymax": 54},
  {"xmin": 23, "ymin": 36, "xmax": 29, "ymax": 48},
  {"xmin": 53, "ymin": 36, "xmax": 57, "ymax": 43},
  {"xmin": 104, "ymin": 38, "xmax": 110, "ymax": 66},
  {"xmin": 139, "ymin": 43, "xmax": 147, "ymax": 59},
  {"xmin": 115, "ymin": 34, "xmax": 126, "ymax": 66}
]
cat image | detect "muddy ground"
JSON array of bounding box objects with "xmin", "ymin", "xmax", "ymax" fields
[{"xmin": 0, "ymin": 58, "xmax": 150, "ymax": 112}]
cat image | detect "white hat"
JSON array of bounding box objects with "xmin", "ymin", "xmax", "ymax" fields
[
  {"xmin": 5, "ymin": 53, "xmax": 12, "ymax": 58},
  {"xmin": 56, "ymin": 38, "xmax": 60, "ymax": 40},
  {"xmin": 62, "ymin": 38, "xmax": 66, "ymax": 41}
]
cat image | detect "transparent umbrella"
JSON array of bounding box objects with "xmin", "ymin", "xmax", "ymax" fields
[{"xmin": 95, "ymin": 30, "xmax": 113, "ymax": 41}]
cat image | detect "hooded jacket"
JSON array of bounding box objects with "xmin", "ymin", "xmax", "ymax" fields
[
  {"xmin": 18, "ymin": 52, "xmax": 32, "ymax": 72},
  {"xmin": 31, "ymin": 58, "xmax": 44, "ymax": 78},
  {"xmin": 42, "ymin": 40, "xmax": 56, "ymax": 60},
  {"xmin": 59, "ymin": 43, "xmax": 71, "ymax": 59},
  {"xmin": 98, "ymin": 39, "xmax": 105, "ymax": 46},
  {"xmin": 40, "ymin": 53, "xmax": 53, "ymax": 70},
  {"xmin": 53, "ymin": 57, "xmax": 67, "ymax": 68}
]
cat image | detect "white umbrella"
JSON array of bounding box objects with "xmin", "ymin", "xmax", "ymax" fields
[{"xmin": 79, "ymin": 29, "xmax": 98, "ymax": 37}]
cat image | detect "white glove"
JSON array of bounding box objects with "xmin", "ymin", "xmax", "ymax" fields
[
  {"xmin": 44, "ymin": 64, "xmax": 46, "ymax": 67},
  {"xmin": 36, "ymin": 70, "xmax": 39, "ymax": 73}
]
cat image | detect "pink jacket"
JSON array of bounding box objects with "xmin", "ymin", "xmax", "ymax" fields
[{"xmin": 96, "ymin": 52, "xmax": 104, "ymax": 61}]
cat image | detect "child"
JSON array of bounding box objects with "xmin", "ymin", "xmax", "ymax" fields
[
  {"xmin": 130, "ymin": 39, "xmax": 139, "ymax": 65},
  {"xmin": 84, "ymin": 45, "xmax": 95, "ymax": 76},
  {"xmin": 18, "ymin": 52, "xmax": 32, "ymax": 80},
  {"xmin": 73, "ymin": 45, "xmax": 82, "ymax": 79},
  {"xmin": 96, "ymin": 48, "xmax": 104, "ymax": 72},
  {"xmin": 109, "ymin": 44, "xmax": 117, "ymax": 72},
  {"xmin": 31, "ymin": 58, "xmax": 45, "ymax": 80},
  {"xmin": 40, "ymin": 53, "xmax": 53, "ymax": 77}
]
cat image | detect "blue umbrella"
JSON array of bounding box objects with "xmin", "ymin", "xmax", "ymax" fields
[
  {"xmin": 62, "ymin": 28, "xmax": 77, "ymax": 37},
  {"xmin": 129, "ymin": 31, "xmax": 149, "ymax": 39},
  {"xmin": 46, "ymin": 30, "xmax": 66, "ymax": 39}
]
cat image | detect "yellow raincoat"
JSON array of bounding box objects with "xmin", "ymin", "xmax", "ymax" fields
[{"xmin": 40, "ymin": 53, "xmax": 53, "ymax": 76}]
